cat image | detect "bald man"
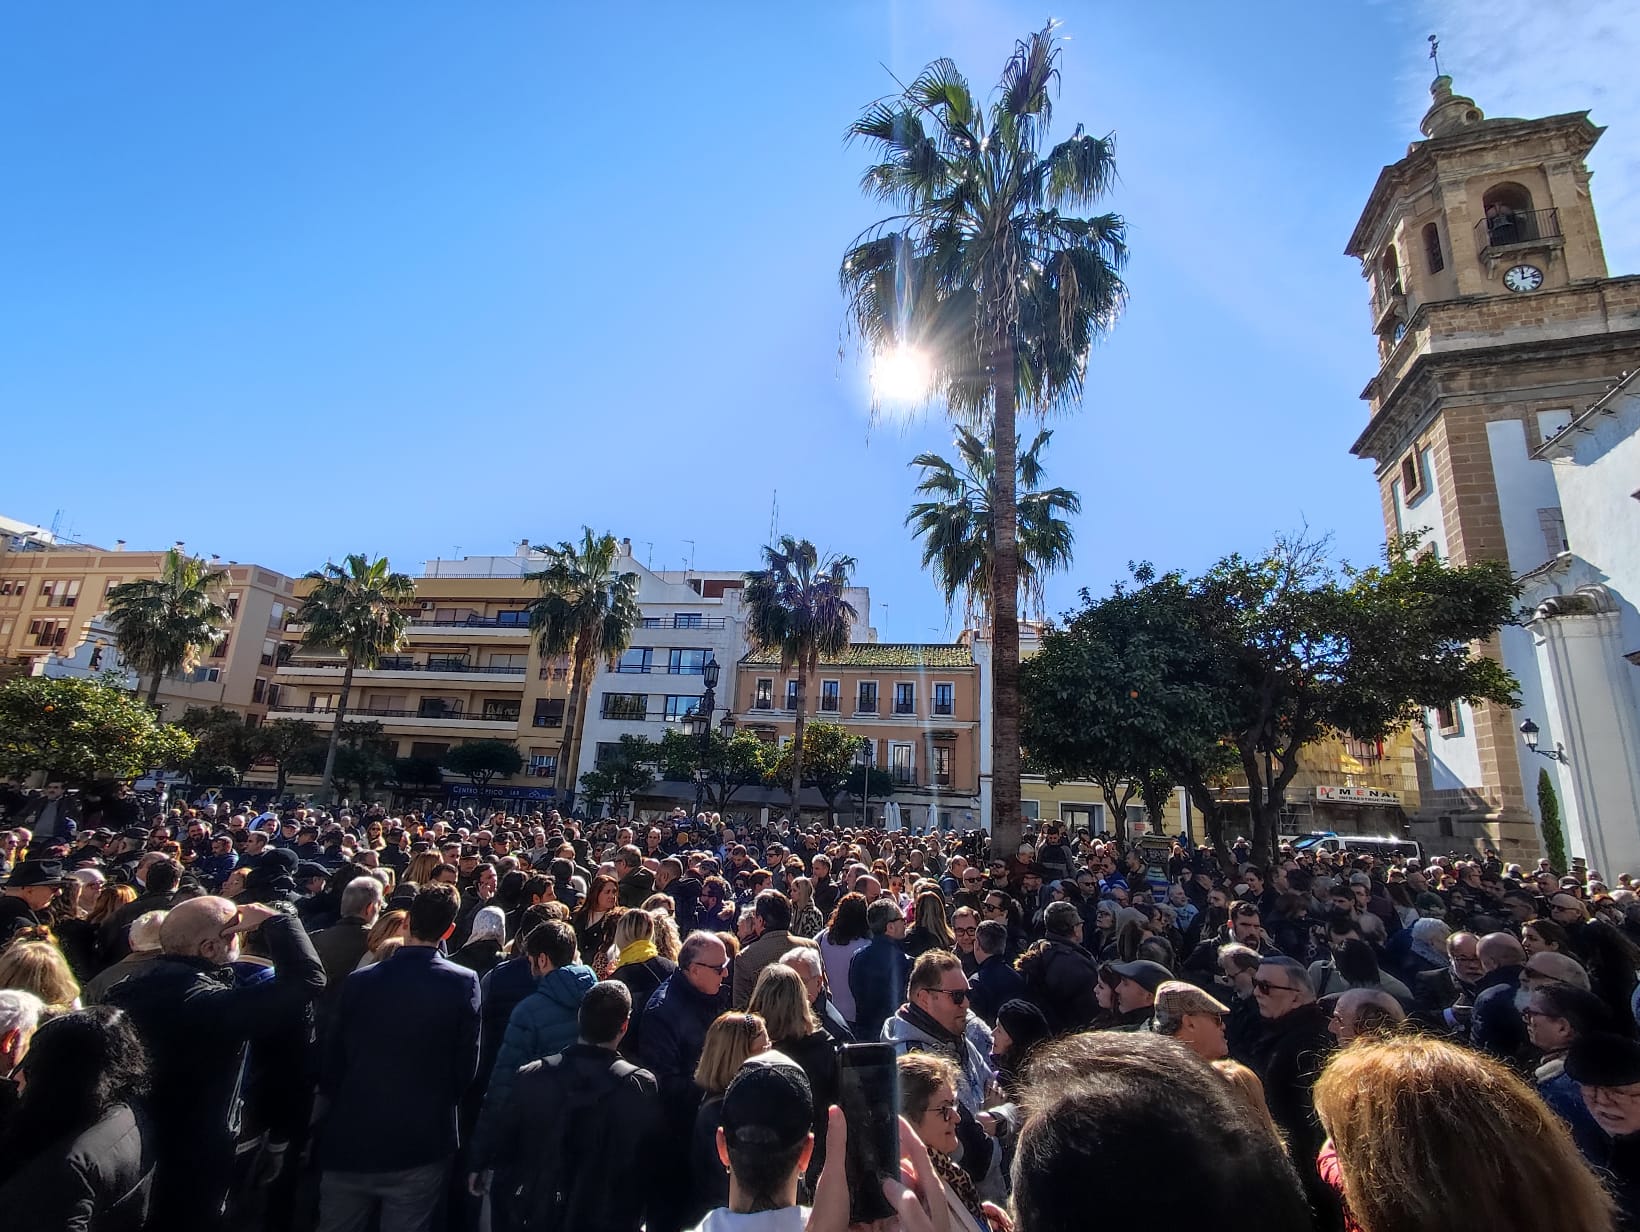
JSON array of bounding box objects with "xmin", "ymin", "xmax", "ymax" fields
[
  {"xmin": 108, "ymin": 897, "xmax": 326, "ymax": 1230},
  {"xmin": 1329, "ymin": 988, "xmax": 1407, "ymax": 1044},
  {"xmin": 1469, "ymin": 930, "xmax": 1529, "ymax": 1062}
]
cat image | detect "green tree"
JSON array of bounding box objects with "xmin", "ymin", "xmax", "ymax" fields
[
  {"xmin": 767, "ymin": 720, "xmax": 869, "ymax": 817},
  {"xmin": 0, "ymin": 675, "xmax": 196, "ymax": 782},
  {"xmin": 657, "ymin": 727, "xmax": 776, "ymax": 814},
  {"xmin": 176, "ymin": 705, "xmax": 259, "ymax": 786},
  {"xmin": 743, "ymin": 537, "xmax": 858, "ymax": 817},
  {"xmin": 105, "ymin": 548, "xmax": 230, "ymax": 707},
  {"xmin": 1537, "ymin": 768, "xmax": 1568, "ymax": 874},
  {"xmin": 252, "ymin": 719, "xmax": 328, "ymax": 795},
  {"xmin": 577, "ymin": 734, "xmax": 655, "ymax": 817},
  {"xmin": 331, "ymin": 719, "xmax": 393, "ymax": 802},
  {"xmin": 525, "ymin": 529, "xmax": 641, "ymax": 800},
  {"xmin": 445, "ymin": 739, "xmax": 525, "ymax": 790},
  {"xmin": 842, "ymin": 26, "xmax": 1128, "ymax": 856},
  {"xmin": 390, "ymin": 757, "xmax": 444, "ymax": 790},
  {"xmin": 907, "ymin": 426, "xmax": 1080, "ymax": 624},
  {"xmin": 297, "ymin": 554, "xmax": 415, "ymax": 802}
]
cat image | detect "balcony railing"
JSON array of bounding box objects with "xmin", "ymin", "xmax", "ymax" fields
[
  {"xmin": 269, "ymin": 704, "xmax": 517, "ymax": 723},
  {"xmin": 280, "ymin": 659, "xmax": 526, "ymax": 676},
  {"xmin": 408, "ymin": 615, "xmax": 532, "ymax": 629},
  {"xmin": 1475, "ymin": 207, "xmax": 1560, "ymax": 255},
  {"xmin": 638, "ymin": 616, "xmax": 726, "ymax": 629}
]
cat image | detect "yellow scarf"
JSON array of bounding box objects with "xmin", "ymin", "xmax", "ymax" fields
[{"xmin": 617, "ymin": 938, "xmax": 658, "ymax": 968}]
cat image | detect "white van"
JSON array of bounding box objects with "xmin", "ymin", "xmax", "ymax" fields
[{"xmin": 1291, "ymin": 831, "xmax": 1422, "ymax": 863}]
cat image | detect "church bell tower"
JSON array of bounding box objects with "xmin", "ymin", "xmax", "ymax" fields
[{"xmin": 1346, "ymin": 75, "xmax": 1640, "ymax": 856}]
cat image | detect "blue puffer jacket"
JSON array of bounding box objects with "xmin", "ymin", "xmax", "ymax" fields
[{"xmin": 471, "ymin": 963, "xmax": 596, "ymax": 1161}]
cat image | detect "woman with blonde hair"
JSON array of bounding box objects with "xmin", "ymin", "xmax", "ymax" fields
[
  {"xmin": 0, "ymin": 939, "xmax": 81, "ymax": 1010},
  {"xmin": 650, "ymin": 907, "xmax": 681, "ymax": 962},
  {"xmin": 790, "ymin": 876, "xmax": 823, "ymax": 938},
  {"xmin": 904, "ymin": 889, "xmax": 955, "ymax": 959},
  {"xmin": 356, "ymin": 909, "xmax": 409, "ymax": 970},
  {"xmin": 1314, "ymin": 1035, "xmax": 1616, "ymax": 1232},
  {"xmin": 688, "ymin": 1012, "xmax": 770, "ymax": 1222},
  {"xmin": 402, "ymin": 850, "xmax": 441, "ymax": 887},
  {"xmin": 749, "ymin": 963, "xmax": 837, "ymax": 1186},
  {"xmin": 609, "ymin": 907, "xmax": 676, "ymax": 1058},
  {"xmin": 1211, "ymin": 1059, "xmax": 1284, "ymax": 1150}
]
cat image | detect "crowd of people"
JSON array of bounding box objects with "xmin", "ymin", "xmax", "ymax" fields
[{"xmin": 4, "ymin": 778, "xmax": 1640, "ymax": 1232}]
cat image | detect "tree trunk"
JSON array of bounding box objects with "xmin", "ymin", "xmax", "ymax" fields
[
  {"xmin": 556, "ymin": 640, "xmax": 592, "ymax": 801},
  {"xmin": 317, "ymin": 658, "xmax": 355, "ymax": 803},
  {"xmin": 1184, "ymin": 780, "xmax": 1233, "ymax": 871},
  {"xmin": 275, "ymin": 763, "xmax": 288, "ymax": 795},
  {"xmin": 989, "ymin": 339, "xmax": 1024, "ymax": 858},
  {"xmin": 145, "ymin": 671, "xmax": 163, "ymax": 708},
  {"xmin": 789, "ymin": 658, "xmax": 810, "ymax": 822}
]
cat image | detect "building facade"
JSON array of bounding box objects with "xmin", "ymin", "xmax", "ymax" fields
[
  {"xmin": 1345, "ymin": 74, "xmax": 1640, "ymax": 859},
  {"xmin": 733, "ymin": 643, "xmax": 982, "ymax": 829},
  {"xmin": 0, "ymin": 540, "xmax": 296, "ymax": 723}
]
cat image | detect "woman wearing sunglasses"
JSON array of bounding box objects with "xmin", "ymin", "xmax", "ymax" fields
[{"xmin": 899, "ymin": 1051, "xmax": 1012, "ymax": 1232}]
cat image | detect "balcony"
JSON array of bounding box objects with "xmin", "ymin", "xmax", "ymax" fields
[
  {"xmin": 638, "ymin": 615, "xmax": 726, "ymax": 630},
  {"xmin": 268, "ymin": 704, "xmax": 520, "ymax": 730},
  {"xmin": 276, "ymin": 660, "xmax": 526, "ymax": 685},
  {"xmin": 406, "ymin": 615, "xmax": 532, "ymax": 637},
  {"xmin": 1474, "ymin": 207, "xmax": 1561, "ymax": 258}
]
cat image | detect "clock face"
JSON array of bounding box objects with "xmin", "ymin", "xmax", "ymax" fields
[{"xmin": 1504, "ymin": 264, "xmax": 1544, "ymax": 293}]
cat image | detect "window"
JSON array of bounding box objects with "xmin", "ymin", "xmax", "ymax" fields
[
  {"xmin": 595, "ymin": 742, "xmax": 621, "ymax": 767},
  {"xmin": 411, "ymin": 742, "xmax": 449, "ymax": 761},
  {"xmin": 1400, "ymin": 451, "xmax": 1425, "ymax": 501},
  {"xmin": 857, "ymin": 681, "xmax": 878, "ymax": 714},
  {"xmin": 819, "ymin": 680, "xmax": 840, "ymax": 712},
  {"xmin": 894, "ymin": 683, "xmax": 916, "ymax": 715},
  {"xmin": 494, "ymin": 609, "xmax": 528, "ymax": 626},
  {"xmin": 1539, "ymin": 508, "xmax": 1568, "ymax": 556},
  {"xmin": 377, "ymin": 656, "xmax": 415, "ymax": 671},
  {"xmin": 482, "ymin": 699, "xmax": 521, "ymax": 721},
  {"xmin": 668, "ymin": 648, "xmax": 709, "ymax": 675},
  {"xmin": 673, "ymin": 612, "xmax": 703, "ymax": 628},
  {"xmin": 188, "ymin": 666, "xmax": 222, "ymax": 684},
  {"xmin": 532, "ymin": 697, "xmax": 565, "ymax": 728},
  {"xmin": 252, "ymin": 678, "xmax": 267, "ymax": 703},
  {"xmin": 754, "ymin": 678, "xmax": 774, "ymax": 710},
  {"xmin": 487, "ymin": 652, "xmax": 527, "ymax": 669},
  {"xmin": 933, "ymin": 683, "xmax": 954, "ymax": 717},
  {"xmin": 419, "ymin": 698, "xmax": 459, "ymax": 718},
  {"xmin": 1433, "ymin": 701, "xmax": 1462, "ymax": 736},
  {"xmin": 889, "ymin": 743, "xmax": 915, "ymax": 785},
  {"xmin": 89, "ymin": 643, "xmax": 104, "ymax": 669},
  {"xmin": 1060, "ymin": 803, "xmax": 1103, "ymax": 831},
  {"xmin": 932, "ymin": 744, "xmax": 953, "ymax": 787},
  {"xmin": 0, "ymin": 580, "xmax": 13, "ymax": 595},
  {"xmin": 1021, "ymin": 799, "xmax": 1040, "ymax": 821},
  {"xmin": 1423, "ymin": 221, "xmax": 1444, "ymax": 273},
  {"xmin": 52, "ymin": 580, "xmax": 81, "ymax": 608},
  {"xmin": 1480, "ymin": 182, "xmax": 1537, "ymax": 248},
  {"xmin": 528, "ymin": 751, "xmax": 558, "ymax": 778},
  {"xmin": 426, "ymin": 655, "xmax": 468, "ymax": 672},
  {"xmin": 29, "ymin": 619, "xmax": 65, "ymax": 648},
  {"xmin": 786, "ymin": 680, "xmax": 799, "ymax": 711},
  {"xmin": 261, "ymin": 638, "xmax": 277, "ymax": 667},
  {"xmin": 225, "ymin": 593, "xmax": 241, "ymax": 619},
  {"xmin": 662, "ymin": 695, "xmax": 700, "ymax": 722},
  {"xmin": 617, "ymin": 648, "xmax": 653, "ymax": 673},
  {"xmin": 601, "ymin": 692, "xmax": 648, "ymax": 721},
  {"xmin": 210, "ymin": 637, "xmax": 230, "ymax": 659},
  {"xmin": 266, "ymin": 684, "xmax": 281, "ymax": 707}
]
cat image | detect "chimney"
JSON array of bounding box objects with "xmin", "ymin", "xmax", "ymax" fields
[
  {"xmin": 619, "ymin": 537, "xmax": 632, "ymax": 557},
  {"xmin": 174, "ymin": 540, "xmax": 185, "ymax": 551},
  {"xmin": 518, "ymin": 538, "xmax": 531, "ymax": 554},
  {"xmin": 114, "ymin": 540, "xmax": 126, "ymax": 551}
]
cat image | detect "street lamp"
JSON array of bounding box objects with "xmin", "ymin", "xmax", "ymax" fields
[
  {"xmin": 684, "ymin": 655, "xmax": 728, "ymax": 818},
  {"xmin": 1519, "ymin": 718, "xmax": 1570, "ymax": 764}
]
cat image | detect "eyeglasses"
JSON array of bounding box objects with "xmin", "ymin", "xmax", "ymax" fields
[
  {"xmin": 1585, "ymin": 1084, "xmax": 1640, "ymax": 1106},
  {"xmin": 1252, "ymin": 979, "xmax": 1295, "ymax": 995},
  {"xmin": 926, "ymin": 1102, "xmax": 959, "ymax": 1121},
  {"xmin": 691, "ymin": 960, "xmax": 730, "ymax": 976},
  {"xmin": 925, "ymin": 987, "xmax": 969, "ymax": 1005},
  {"xmin": 1520, "ymin": 1007, "xmax": 1564, "ymax": 1021},
  {"xmin": 961, "ymin": 877, "xmax": 983, "ymax": 884},
  {"xmin": 954, "ymin": 926, "xmax": 978, "ymax": 936}
]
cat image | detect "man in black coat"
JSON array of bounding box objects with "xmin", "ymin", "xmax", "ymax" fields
[
  {"xmin": 107, "ymin": 897, "xmax": 325, "ymax": 1230},
  {"xmin": 473, "ymin": 980, "xmax": 660, "ymax": 1232},
  {"xmin": 0, "ymin": 859, "xmax": 66, "ymax": 950},
  {"xmin": 1566, "ymin": 1033, "xmax": 1640, "ymax": 1230},
  {"xmin": 848, "ymin": 900, "xmax": 910, "ymax": 1040},
  {"xmin": 967, "ymin": 920, "xmax": 1026, "ymax": 1027},
  {"xmin": 1015, "ymin": 902, "xmax": 1102, "ymax": 1033}
]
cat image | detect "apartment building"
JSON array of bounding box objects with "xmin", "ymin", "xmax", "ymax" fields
[
  {"xmin": 733, "ymin": 643, "xmax": 982, "ymax": 828},
  {"xmin": 0, "ymin": 537, "xmax": 296, "ymax": 722},
  {"xmin": 270, "ymin": 552, "xmax": 572, "ymax": 803}
]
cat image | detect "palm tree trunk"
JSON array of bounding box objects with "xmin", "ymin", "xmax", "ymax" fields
[
  {"xmin": 318, "ymin": 658, "xmax": 355, "ymax": 803},
  {"xmin": 989, "ymin": 339, "xmax": 1024, "ymax": 858},
  {"xmin": 556, "ymin": 640, "xmax": 592, "ymax": 802},
  {"xmin": 789, "ymin": 660, "xmax": 810, "ymax": 823},
  {"xmin": 145, "ymin": 671, "xmax": 163, "ymax": 708}
]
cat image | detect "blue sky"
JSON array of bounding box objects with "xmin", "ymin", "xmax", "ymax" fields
[{"xmin": 2, "ymin": 2, "xmax": 1634, "ymax": 640}]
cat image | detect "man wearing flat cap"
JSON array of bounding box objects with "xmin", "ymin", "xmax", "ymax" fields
[
  {"xmin": 1567, "ymin": 1033, "xmax": 1640, "ymax": 1224},
  {"xmin": 0, "ymin": 859, "xmax": 66, "ymax": 949}
]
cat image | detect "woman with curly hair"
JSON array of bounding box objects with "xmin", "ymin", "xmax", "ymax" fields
[
  {"xmin": 0, "ymin": 939, "xmax": 81, "ymax": 1010},
  {"xmin": 816, "ymin": 892, "xmax": 870, "ymax": 1028}
]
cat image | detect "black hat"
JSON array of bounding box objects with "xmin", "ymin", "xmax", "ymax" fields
[
  {"xmin": 721, "ymin": 1054, "xmax": 813, "ymax": 1151},
  {"xmin": 5, "ymin": 859, "xmax": 66, "ymax": 888},
  {"xmin": 258, "ymin": 848, "xmax": 298, "ymax": 876},
  {"xmin": 121, "ymin": 827, "xmax": 149, "ymax": 844},
  {"xmin": 995, "ymin": 999, "xmax": 1051, "ymax": 1056},
  {"xmin": 1109, "ymin": 959, "xmax": 1173, "ymax": 994},
  {"xmin": 295, "ymin": 861, "xmax": 329, "ymax": 881},
  {"xmin": 1566, "ymin": 1034, "xmax": 1640, "ymax": 1087}
]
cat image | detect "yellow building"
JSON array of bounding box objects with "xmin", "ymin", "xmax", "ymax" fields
[
  {"xmin": 268, "ymin": 567, "xmax": 572, "ymax": 804},
  {"xmin": 0, "ymin": 539, "xmax": 296, "ymax": 723}
]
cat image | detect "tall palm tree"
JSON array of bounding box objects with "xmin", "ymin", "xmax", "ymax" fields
[
  {"xmin": 297, "ymin": 554, "xmax": 415, "ymax": 802},
  {"xmin": 841, "ymin": 25, "xmax": 1127, "ymax": 854},
  {"xmin": 525, "ymin": 528, "xmax": 641, "ymax": 800},
  {"xmin": 907, "ymin": 425, "xmax": 1081, "ymax": 625},
  {"xmin": 743, "ymin": 537, "xmax": 858, "ymax": 818},
  {"xmin": 105, "ymin": 549, "xmax": 231, "ymax": 708}
]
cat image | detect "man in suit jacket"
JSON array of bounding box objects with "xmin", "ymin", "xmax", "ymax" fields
[{"xmin": 315, "ymin": 883, "xmax": 481, "ymax": 1232}]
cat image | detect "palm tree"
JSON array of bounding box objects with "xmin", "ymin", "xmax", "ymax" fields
[
  {"xmin": 907, "ymin": 426, "xmax": 1080, "ymax": 625},
  {"xmin": 105, "ymin": 549, "xmax": 231, "ymax": 708},
  {"xmin": 840, "ymin": 25, "xmax": 1127, "ymax": 855},
  {"xmin": 743, "ymin": 537, "xmax": 858, "ymax": 818},
  {"xmin": 525, "ymin": 528, "xmax": 641, "ymax": 801},
  {"xmin": 297, "ymin": 554, "xmax": 415, "ymax": 802}
]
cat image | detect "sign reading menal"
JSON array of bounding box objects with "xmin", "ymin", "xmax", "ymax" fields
[{"xmin": 1315, "ymin": 785, "xmax": 1401, "ymax": 806}]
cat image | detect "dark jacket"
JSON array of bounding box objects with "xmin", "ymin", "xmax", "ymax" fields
[
  {"xmin": 311, "ymin": 916, "xmax": 372, "ymax": 990},
  {"xmin": 485, "ymin": 1043, "xmax": 660, "ymax": 1232},
  {"xmin": 476, "ymin": 957, "xmax": 536, "ymax": 1097},
  {"xmin": 848, "ymin": 935, "xmax": 910, "ymax": 1041},
  {"xmin": 638, "ymin": 970, "xmax": 728, "ymax": 1115},
  {"xmin": 1470, "ymin": 965, "xmax": 1528, "ymax": 1064},
  {"xmin": 451, "ymin": 937, "xmax": 505, "ymax": 979},
  {"xmin": 618, "ymin": 867, "xmax": 656, "ymax": 909},
  {"xmin": 817, "ymin": 991, "xmax": 855, "ymax": 1043},
  {"xmin": 689, "ymin": 1095, "xmax": 730, "ymax": 1222},
  {"xmin": 1239, "ymin": 1002, "xmax": 1333, "ymax": 1168},
  {"xmin": 473, "ymin": 964, "xmax": 597, "ymax": 1163},
  {"xmin": 318, "ymin": 944, "xmax": 481, "ymax": 1173},
  {"xmin": 967, "ymin": 954, "xmax": 1026, "ymax": 1027},
  {"xmin": 609, "ymin": 955, "xmax": 675, "ymax": 1060},
  {"xmin": 0, "ymin": 1103, "xmax": 152, "ymax": 1232},
  {"xmin": 776, "ymin": 1028, "xmax": 840, "ymax": 1186},
  {"xmin": 105, "ymin": 913, "xmax": 324, "ymax": 1228},
  {"xmin": 1015, "ymin": 936, "xmax": 1101, "ymax": 1033}
]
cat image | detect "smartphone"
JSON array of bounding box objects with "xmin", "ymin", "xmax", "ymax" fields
[{"xmin": 838, "ymin": 1043, "xmax": 900, "ymax": 1224}]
